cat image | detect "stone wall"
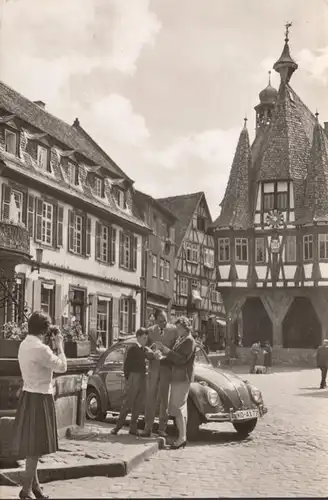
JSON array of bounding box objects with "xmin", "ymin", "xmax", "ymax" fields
[{"xmin": 210, "ymin": 347, "xmax": 317, "ymax": 367}]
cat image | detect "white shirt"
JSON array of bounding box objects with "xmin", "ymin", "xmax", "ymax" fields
[{"xmin": 18, "ymin": 334, "xmax": 67, "ymax": 394}]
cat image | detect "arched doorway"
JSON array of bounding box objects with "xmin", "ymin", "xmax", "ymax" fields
[
  {"xmin": 283, "ymin": 297, "xmax": 321, "ymax": 348},
  {"xmin": 241, "ymin": 297, "xmax": 273, "ymax": 347}
]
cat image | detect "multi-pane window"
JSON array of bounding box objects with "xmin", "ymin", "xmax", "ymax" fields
[
  {"xmin": 235, "ymin": 238, "xmax": 248, "ymax": 262},
  {"xmin": 72, "ymin": 215, "xmax": 83, "ymax": 254},
  {"xmin": 40, "ymin": 281, "xmax": 55, "ymax": 322},
  {"xmin": 211, "ymin": 289, "xmax": 221, "ymax": 303},
  {"xmin": 95, "ymin": 222, "xmax": 115, "ymax": 264},
  {"xmin": 67, "ymin": 162, "xmax": 78, "ymax": 185},
  {"xmin": 95, "ymin": 177, "xmax": 104, "ymax": 198},
  {"xmin": 185, "ymin": 243, "xmax": 199, "ymax": 263},
  {"xmin": 164, "ymin": 261, "xmax": 170, "ymax": 282},
  {"xmin": 262, "ymin": 181, "xmax": 288, "ymax": 212},
  {"xmin": 255, "ymin": 238, "xmax": 265, "ymax": 263},
  {"xmin": 97, "ymin": 299, "xmax": 112, "ymax": 348},
  {"xmin": 37, "ymin": 145, "xmax": 49, "ymax": 171},
  {"xmin": 119, "ymin": 232, "xmax": 137, "ymax": 271},
  {"xmin": 119, "ymin": 297, "xmax": 136, "ymax": 335},
  {"xmin": 218, "ymin": 238, "xmax": 230, "ymax": 262},
  {"xmin": 68, "ymin": 211, "xmax": 91, "ymax": 257},
  {"xmin": 5, "ymin": 129, "xmax": 18, "ymax": 156},
  {"xmin": 152, "ymin": 255, "xmax": 158, "ymax": 277},
  {"xmin": 319, "ymin": 234, "xmax": 328, "ymax": 260},
  {"xmin": 303, "ymin": 235, "xmax": 313, "ymax": 261},
  {"xmin": 285, "ymin": 235, "xmax": 297, "ymax": 262},
  {"xmin": 203, "ymin": 248, "xmax": 214, "ymax": 268},
  {"xmin": 12, "ymin": 190, "xmax": 23, "ymax": 224},
  {"xmin": 114, "ymin": 188, "xmax": 126, "ymax": 209},
  {"xmin": 179, "ymin": 276, "xmax": 188, "ymax": 296},
  {"xmin": 100, "ymin": 225, "xmax": 110, "ymax": 263},
  {"xmin": 159, "ymin": 258, "xmax": 165, "ymax": 280},
  {"xmin": 263, "ymin": 193, "xmax": 274, "ymax": 211},
  {"xmin": 122, "ymin": 233, "xmax": 131, "ymax": 268},
  {"xmin": 41, "ymin": 202, "xmax": 53, "ymax": 246}
]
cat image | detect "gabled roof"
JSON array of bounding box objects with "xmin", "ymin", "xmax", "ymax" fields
[
  {"xmin": 301, "ymin": 120, "xmax": 328, "ymax": 223},
  {"xmin": 134, "ymin": 190, "xmax": 177, "ymax": 223},
  {"xmin": 212, "ymin": 123, "xmax": 251, "ymax": 230},
  {"xmin": 258, "ymin": 83, "xmax": 313, "ymax": 184},
  {"xmin": 157, "ymin": 192, "xmax": 204, "ymax": 251},
  {"xmin": 0, "ymin": 80, "xmax": 129, "ymax": 180}
]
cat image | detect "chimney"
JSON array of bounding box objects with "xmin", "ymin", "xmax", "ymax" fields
[
  {"xmin": 33, "ymin": 100, "xmax": 46, "ymax": 109},
  {"xmin": 324, "ymin": 122, "xmax": 328, "ymax": 137}
]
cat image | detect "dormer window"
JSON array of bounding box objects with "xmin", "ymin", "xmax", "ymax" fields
[
  {"xmin": 114, "ymin": 187, "xmax": 126, "ymax": 209},
  {"xmin": 37, "ymin": 144, "xmax": 50, "ymax": 171},
  {"xmin": 94, "ymin": 176, "xmax": 105, "ymax": 198},
  {"xmin": 5, "ymin": 129, "xmax": 19, "ymax": 156},
  {"xmin": 262, "ymin": 181, "xmax": 288, "ymax": 212},
  {"xmin": 67, "ymin": 162, "xmax": 79, "ymax": 185}
]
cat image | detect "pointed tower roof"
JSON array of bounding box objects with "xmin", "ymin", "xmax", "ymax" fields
[
  {"xmin": 259, "ymin": 71, "xmax": 278, "ymax": 104},
  {"xmin": 273, "ymin": 22, "xmax": 298, "ymax": 83},
  {"xmin": 301, "ymin": 114, "xmax": 328, "ymax": 223},
  {"xmin": 212, "ymin": 119, "xmax": 251, "ymax": 229}
]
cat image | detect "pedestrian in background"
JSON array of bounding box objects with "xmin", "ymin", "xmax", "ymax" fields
[
  {"xmin": 250, "ymin": 341, "xmax": 261, "ymax": 374},
  {"xmin": 263, "ymin": 341, "xmax": 272, "ymax": 373},
  {"xmin": 140, "ymin": 310, "xmax": 178, "ymax": 438},
  {"xmin": 12, "ymin": 312, "xmax": 67, "ymax": 500},
  {"xmin": 156, "ymin": 316, "xmax": 196, "ymax": 449},
  {"xmin": 316, "ymin": 339, "xmax": 328, "ymax": 389},
  {"xmin": 111, "ymin": 328, "xmax": 154, "ymax": 436}
]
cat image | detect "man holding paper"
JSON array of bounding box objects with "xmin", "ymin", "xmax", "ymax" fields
[{"xmin": 140, "ymin": 310, "xmax": 178, "ymax": 438}]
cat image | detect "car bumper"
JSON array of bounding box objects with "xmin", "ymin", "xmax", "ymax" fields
[{"xmin": 204, "ymin": 404, "xmax": 268, "ymax": 423}]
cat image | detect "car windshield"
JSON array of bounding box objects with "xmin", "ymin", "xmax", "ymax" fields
[{"xmin": 194, "ymin": 345, "xmax": 211, "ymax": 365}]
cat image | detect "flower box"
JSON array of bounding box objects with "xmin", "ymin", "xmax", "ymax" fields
[
  {"xmin": 0, "ymin": 339, "xmax": 21, "ymax": 359},
  {"xmin": 64, "ymin": 340, "xmax": 91, "ymax": 358}
]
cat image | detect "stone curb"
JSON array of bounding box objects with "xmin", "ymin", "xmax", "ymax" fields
[{"xmin": 0, "ymin": 440, "xmax": 160, "ymax": 486}]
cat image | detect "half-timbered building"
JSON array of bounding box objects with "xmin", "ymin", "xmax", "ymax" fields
[
  {"xmin": 213, "ymin": 27, "xmax": 328, "ymax": 353},
  {"xmin": 159, "ymin": 192, "xmax": 225, "ymax": 345},
  {"xmin": 0, "ymin": 81, "xmax": 151, "ymax": 352}
]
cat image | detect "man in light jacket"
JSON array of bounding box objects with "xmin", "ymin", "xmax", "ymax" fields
[
  {"xmin": 316, "ymin": 339, "xmax": 328, "ymax": 389},
  {"xmin": 140, "ymin": 310, "xmax": 178, "ymax": 437}
]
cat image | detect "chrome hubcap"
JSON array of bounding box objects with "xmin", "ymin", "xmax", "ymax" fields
[{"xmin": 87, "ymin": 395, "xmax": 98, "ymax": 416}]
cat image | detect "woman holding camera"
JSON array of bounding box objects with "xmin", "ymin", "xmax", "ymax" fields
[{"xmin": 12, "ymin": 312, "xmax": 67, "ymax": 500}]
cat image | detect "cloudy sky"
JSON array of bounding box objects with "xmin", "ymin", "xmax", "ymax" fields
[{"xmin": 1, "ymin": 0, "xmax": 328, "ymax": 218}]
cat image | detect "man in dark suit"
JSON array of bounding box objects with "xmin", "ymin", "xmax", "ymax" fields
[
  {"xmin": 111, "ymin": 328, "xmax": 152, "ymax": 436},
  {"xmin": 317, "ymin": 339, "xmax": 328, "ymax": 389}
]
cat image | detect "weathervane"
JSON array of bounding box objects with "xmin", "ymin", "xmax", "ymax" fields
[{"xmin": 285, "ymin": 21, "xmax": 292, "ymax": 42}]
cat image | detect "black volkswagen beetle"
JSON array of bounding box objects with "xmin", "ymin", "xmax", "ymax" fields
[{"xmin": 86, "ymin": 337, "xmax": 268, "ymax": 439}]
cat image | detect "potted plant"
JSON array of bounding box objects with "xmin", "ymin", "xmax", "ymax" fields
[
  {"xmin": 0, "ymin": 321, "xmax": 28, "ymax": 358},
  {"xmin": 62, "ymin": 322, "xmax": 90, "ymax": 358}
]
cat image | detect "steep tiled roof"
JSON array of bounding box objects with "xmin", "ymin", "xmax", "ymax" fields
[
  {"xmin": 0, "ymin": 80, "xmax": 129, "ymax": 180},
  {"xmin": 157, "ymin": 192, "xmax": 203, "ymax": 251},
  {"xmin": 258, "ymin": 83, "xmax": 312, "ymax": 184},
  {"xmin": 134, "ymin": 190, "xmax": 177, "ymax": 223},
  {"xmin": 301, "ymin": 120, "xmax": 328, "ymax": 223},
  {"xmin": 212, "ymin": 123, "xmax": 251, "ymax": 229}
]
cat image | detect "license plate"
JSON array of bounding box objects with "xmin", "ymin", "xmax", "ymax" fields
[{"xmin": 234, "ymin": 409, "xmax": 259, "ymax": 421}]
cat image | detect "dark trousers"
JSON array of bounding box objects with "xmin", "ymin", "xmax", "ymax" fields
[
  {"xmin": 144, "ymin": 364, "xmax": 171, "ymax": 432},
  {"xmin": 319, "ymin": 367, "xmax": 328, "ymax": 388},
  {"xmin": 116, "ymin": 372, "xmax": 146, "ymax": 431}
]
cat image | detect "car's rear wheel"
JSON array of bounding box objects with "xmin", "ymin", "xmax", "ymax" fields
[
  {"xmin": 86, "ymin": 388, "xmax": 107, "ymax": 421},
  {"xmin": 187, "ymin": 399, "xmax": 202, "ymax": 441},
  {"xmin": 233, "ymin": 418, "xmax": 257, "ymax": 437}
]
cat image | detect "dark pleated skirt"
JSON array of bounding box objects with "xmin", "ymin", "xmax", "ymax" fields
[{"xmin": 12, "ymin": 391, "xmax": 58, "ymax": 458}]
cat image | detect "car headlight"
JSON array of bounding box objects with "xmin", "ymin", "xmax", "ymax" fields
[
  {"xmin": 249, "ymin": 385, "xmax": 263, "ymax": 404},
  {"xmin": 206, "ymin": 388, "xmax": 220, "ymax": 407}
]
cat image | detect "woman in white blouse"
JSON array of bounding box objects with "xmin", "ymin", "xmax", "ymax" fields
[{"xmin": 12, "ymin": 312, "xmax": 67, "ymax": 500}]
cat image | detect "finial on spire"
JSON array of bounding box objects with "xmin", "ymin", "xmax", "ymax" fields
[
  {"xmin": 268, "ymin": 70, "xmax": 271, "ymax": 85},
  {"xmin": 315, "ymin": 110, "xmax": 319, "ymax": 121},
  {"xmin": 285, "ymin": 21, "xmax": 292, "ymax": 42},
  {"xmin": 244, "ymin": 116, "xmax": 248, "ymax": 128}
]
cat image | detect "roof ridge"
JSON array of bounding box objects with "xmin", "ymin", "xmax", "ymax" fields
[{"xmin": 157, "ymin": 191, "xmax": 203, "ymax": 202}]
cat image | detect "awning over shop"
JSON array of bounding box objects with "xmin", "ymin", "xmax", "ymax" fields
[
  {"xmin": 216, "ymin": 319, "xmax": 226, "ymax": 326},
  {"xmin": 147, "ymin": 300, "xmax": 168, "ymax": 310}
]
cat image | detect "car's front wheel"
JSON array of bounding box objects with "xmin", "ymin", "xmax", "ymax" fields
[
  {"xmin": 233, "ymin": 418, "xmax": 257, "ymax": 437},
  {"xmin": 86, "ymin": 388, "xmax": 107, "ymax": 421},
  {"xmin": 186, "ymin": 399, "xmax": 202, "ymax": 441}
]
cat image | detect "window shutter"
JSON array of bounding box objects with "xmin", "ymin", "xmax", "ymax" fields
[
  {"xmin": 119, "ymin": 297, "xmax": 124, "ymax": 334},
  {"xmin": 52, "ymin": 204, "xmax": 58, "ymax": 248},
  {"xmin": 110, "ymin": 227, "xmax": 116, "ymax": 265},
  {"xmin": 57, "ymin": 206, "xmax": 64, "ymax": 247},
  {"xmin": 130, "ymin": 299, "xmax": 136, "ymax": 333},
  {"xmin": 101, "ymin": 179, "xmax": 105, "ymax": 198},
  {"xmin": 131, "ymin": 235, "xmax": 138, "ymax": 271},
  {"xmin": 54, "ymin": 283, "xmax": 62, "ymax": 326},
  {"xmin": 27, "ymin": 195, "xmax": 35, "ymax": 237},
  {"xmin": 1, "ymin": 183, "xmax": 11, "ymax": 220},
  {"xmin": 86, "ymin": 217, "xmax": 92, "ymax": 257},
  {"xmin": 95, "ymin": 221, "xmax": 101, "ymax": 260},
  {"xmin": 119, "ymin": 231, "xmax": 124, "ymax": 267},
  {"xmin": 89, "ymin": 294, "xmax": 98, "ymax": 354},
  {"xmin": 112, "ymin": 297, "xmax": 120, "ymax": 341},
  {"xmin": 32, "ymin": 279, "xmax": 42, "ymax": 311},
  {"xmin": 35, "ymin": 198, "xmax": 43, "ymax": 242},
  {"xmin": 68, "ymin": 210, "xmax": 75, "ymax": 252}
]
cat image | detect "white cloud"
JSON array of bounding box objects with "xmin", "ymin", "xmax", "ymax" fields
[{"xmin": 296, "ymin": 47, "xmax": 328, "ymax": 84}]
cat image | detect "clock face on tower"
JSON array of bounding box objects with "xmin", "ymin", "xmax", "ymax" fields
[{"xmin": 265, "ymin": 210, "xmax": 284, "ymax": 229}]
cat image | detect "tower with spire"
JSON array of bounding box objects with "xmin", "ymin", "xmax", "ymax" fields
[{"xmin": 212, "ymin": 24, "xmax": 328, "ymax": 358}]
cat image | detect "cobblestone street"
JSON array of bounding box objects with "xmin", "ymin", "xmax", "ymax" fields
[{"xmin": 3, "ymin": 367, "xmax": 328, "ymax": 498}]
